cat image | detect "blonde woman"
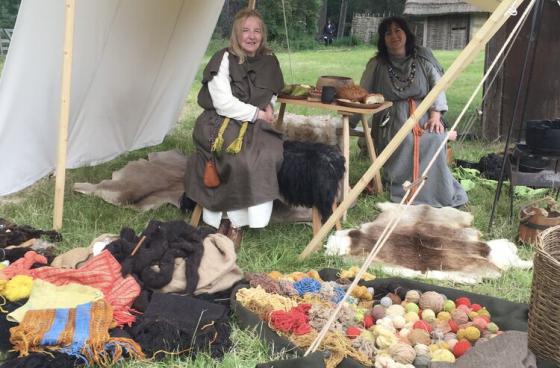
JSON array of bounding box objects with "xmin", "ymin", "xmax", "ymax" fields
[{"xmin": 184, "ymin": 9, "xmax": 284, "ymax": 248}]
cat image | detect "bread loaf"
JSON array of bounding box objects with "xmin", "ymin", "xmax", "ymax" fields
[
  {"xmin": 336, "ymin": 85, "xmax": 368, "ymax": 102},
  {"xmin": 363, "ymin": 93, "xmax": 384, "ymax": 104}
]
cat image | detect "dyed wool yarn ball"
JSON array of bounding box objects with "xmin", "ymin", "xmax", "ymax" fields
[
  {"xmin": 405, "ymin": 290, "xmax": 421, "ymax": 304},
  {"xmin": 413, "ymin": 320, "xmax": 433, "ymax": 333},
  {"xmin": 453, "ymin": 339, "xmax": 472, "ymax": 357},
  {"xmin": 421, "ymin": 309, "xmax": 436, "ymax": 322},
  {"xmin": 413, "ymin": 354, "xmax": 431, "ymax": 368},
  {"xmin": 455, "ymin": 297, "xmax": 471, "ymax": 307},
  {"xmin": 389, "ymin": 342, "xmax": 417, "ymax": 364},
  {"xmin": 391, "ymin": 315, "xmax": 406, "ymax": 329},
  {"xmin": 414, "ymin": 343, "xmax": 430, "ymax": 356},
  {"xmin": 406, "ymin": 302, "xmax": 420, "ymax": 314},
  {"xmin": 387, "ymin": 292, "xmax": 402, "ymax": 305},
  {"xmin": 437, "ymin": 311, "xmax": 451, "ymax": 321},
  {"xmin": 419, "ymin": 291, "xmax": 444, "ymax": 313},
  {"xmin": 380, "ymin": 296, "xmax": 393, "ymax": 308},
  {"xmin": 408, "ymin": 329, "xmax": 432, "ymax": 346},
  {"xmin": 431, "ymin": 348, "xmax": 456, "ymax": 363},
  {"xmin": 486, "ymin": 322, "xmax": 499, "ymax": 333},
  {"xmin": 405, "ymin": 311, "xmax": 420, "ymax": 323},
  {"xmin": 443, "ymin": 299, "xmax": 456, "ymax": 312},
  {"xmin": 451, "ymin": 309, "xmax": 469, "ymax": 325},
  {"xmin": 386, "ymin": 304, "xmax": 405, "ymax": 317},
  {"xmin": 371, "ymin": 305, "xmax": 386, "ymax": 320}
]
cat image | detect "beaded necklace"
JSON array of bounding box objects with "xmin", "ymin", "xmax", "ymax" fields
[{"xmin": 387, "ymin": 58, "xmax": 416, "ymax": 92}]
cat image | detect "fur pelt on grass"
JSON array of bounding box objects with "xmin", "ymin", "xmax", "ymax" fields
[
  {"xmin": 276, "ymin": 113, "xmax": 341, "ymax": 145},
  {"xmin": 73, "ymin": 150, "xmax": 187, "ymax": 211},
  {"xmin": 325, "ymin": 202, "xmax": 532, "ymax": 284},
  {"xmin": 278, "ymin": 140, "xmax": 345, "ymax": 221}
]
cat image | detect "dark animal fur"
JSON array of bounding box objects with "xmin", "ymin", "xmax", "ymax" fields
[{"xmin": 278, "ymin": 141, "xmax": 345, "ymax": 221}]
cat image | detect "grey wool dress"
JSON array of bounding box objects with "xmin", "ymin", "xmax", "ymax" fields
[
  {"xmin": 359, "ymin": 46, "xmax": 467, "ymax": 207},
  {"xmin": 184, "ymin": 48, "xmax": 285, "ymax": 212}
]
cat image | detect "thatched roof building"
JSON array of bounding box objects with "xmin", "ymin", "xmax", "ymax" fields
[
  {"xmin": 404, "ymin": 0, "xmax": 486, "ymax": 16},
  {"xmin": 404, "ymin": 0, "xmax": 488, "ymax": 50}
]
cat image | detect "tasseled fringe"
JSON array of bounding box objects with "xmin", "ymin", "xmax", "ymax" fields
[
  {"xmin": 81, "ymin": 337, "xmax": 145, "ymax": 367},
  {"xmin": 225, "ymin": 121, "xmax": 248, "ymax": 153},
  {"xmin": 211, "ymin": 117, "xmax": 230, "ymax": 153}
]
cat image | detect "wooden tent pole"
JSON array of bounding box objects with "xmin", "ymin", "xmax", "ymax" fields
[
  {"xmin": 53, "ymin": 0, "xmax": 76, "ymax": 230},
  {"xmin": 248, "ymin": 0, "xmax": 256, "ymax": 10},
  {"xmin": 298, "ymin": 0, "xmax": 525, "ymax": 260}
]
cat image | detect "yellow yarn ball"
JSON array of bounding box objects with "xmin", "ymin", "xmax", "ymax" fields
[
  {"xmin": 437, "ymin": 311, "xmax": 451, "ymax": 321},
  {"xmin": 405, "ymin": 311, "xmax": 420, "ymax": 323},
  {"xmin": 468, "ymin": 311, "xmax": 479, "ymax": 320},
  {"xmin": 421, "ymin": 309, "xmax": 436, "ymax": 322},
  {"xmin": 464, "ymin": 326, "xmax": 481, "ymax": 342},
  {"xmin": 477, "ymin": 308, "xmax": 491, "ymax": 318},
  {"xmin": 0, "ymin": 279, "xmax": 7, "ymax": 293},
  {"xmin": 431, "ymin": 348, "xmax": 456, "ymax": 363},
  {"xmin": 267, "ymin": 271, "xmax": 283, "ymax": 280},
  {"xmin": 3, "ymin": 275, "xmax": 33, "ymax": 301}
]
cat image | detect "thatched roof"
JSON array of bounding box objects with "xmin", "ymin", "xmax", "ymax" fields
[{"xmin": 404, "ymin": 0, "xmax": 488, "ymax": 16}]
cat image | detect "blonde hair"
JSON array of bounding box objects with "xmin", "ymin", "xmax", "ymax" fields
[{"xmin": 229, "ymin": 8, "xmax": 272, "ymax": 64}]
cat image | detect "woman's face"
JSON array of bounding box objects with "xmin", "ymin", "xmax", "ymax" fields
[
  {"xmin": 384, "ymin": 22, "xmax": 407, "ymax": 56},
  {"xmin": 239, "ymin": 16, "xmax": 263, "ymax": 57}
]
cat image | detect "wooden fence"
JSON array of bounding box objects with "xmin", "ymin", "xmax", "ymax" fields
[{"xmin": 1, "ymin": 29, "xmax": 13, "ymax": 56}]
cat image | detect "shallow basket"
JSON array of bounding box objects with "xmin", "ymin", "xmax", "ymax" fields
[{"xmin": 528, "ymin": 224, "xmax": 560, "ymax": 363}]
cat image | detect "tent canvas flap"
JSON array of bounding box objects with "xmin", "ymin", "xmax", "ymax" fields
[{"xmin": 0, "ymin": 0, "xmax": 224, "ymax": 196}]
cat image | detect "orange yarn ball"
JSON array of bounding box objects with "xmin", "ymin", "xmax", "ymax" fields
[{"xmin": 453, "ymin": 339, "xmax": 472, "ymax": 358}]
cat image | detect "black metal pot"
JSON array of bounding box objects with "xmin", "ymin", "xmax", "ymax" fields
[{"xmin": 525, "ymin": 119, "xmax": 560, "ymax": 155}]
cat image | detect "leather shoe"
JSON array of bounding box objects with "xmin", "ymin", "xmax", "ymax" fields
[
  {"xmin": 217, "ymin": 219, "xmax": 231, "ymax": 235},
  {"xmin": 227, "ymin": 226, "xmax": 243, "ymax": 250}
]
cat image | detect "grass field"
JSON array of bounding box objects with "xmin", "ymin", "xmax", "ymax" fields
[{"xmin": 0, "ymin": 46, "xmax": 543, "ymax": 367}]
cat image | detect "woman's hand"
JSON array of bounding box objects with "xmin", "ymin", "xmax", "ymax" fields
[
  {"xmin": 257, "ymin": 104, "xmax": 274, "ymax": 124},
  {"xmin": 425, "ymin": 110, "xmax": 444, "ymax": 134}
]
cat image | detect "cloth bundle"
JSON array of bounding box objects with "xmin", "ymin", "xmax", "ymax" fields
[
  {"xmin": 278, "ymin": 140, "xmax": 345, "ymax": 221},
  {"xmin": 10, "ymin": 300, "xmax": 144, "ymax": 367},
  {"xmin": 0, "ymin": 250, "xmax": 140, "ymax": 326},
  {"xmin": 105, "ymin": 220, "xmax": 211, "ymax": 294},
  {"xmin": 126, "ymin": 292, "xmax": 231, "ymax": 359}
]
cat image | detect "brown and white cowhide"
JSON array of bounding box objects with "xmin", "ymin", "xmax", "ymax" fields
[
  {"xmin": 276, "ymin": 113, "xmax": 341, "ymax": 146},
  {"xmin": 325, "ymin": 202, "xmax": 532, "ymax": 284}
]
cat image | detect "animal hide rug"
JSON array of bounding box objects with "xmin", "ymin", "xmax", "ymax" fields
[
  {"xmin": 276, "ymin": 112, "xmax": 341, "ymax": 145},
  {"xmin": 325, "ymin": 202, "xmax": 532, "ymax": 284},
  {"xmin": 73, "ymin": 150, "xmax": 187, "ymax": 211}
]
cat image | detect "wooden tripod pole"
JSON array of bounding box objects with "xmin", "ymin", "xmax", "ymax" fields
[
  {"xmin": 53, "ymin": 0, "xmax": 76, "ymax": 230},
  {"xmin": 298, "ymin": 0, "xmax": 525, "ymax": 260},
  {"xmin": 248, "ymin": 0, "xmax": 256, "ymax": 10}
]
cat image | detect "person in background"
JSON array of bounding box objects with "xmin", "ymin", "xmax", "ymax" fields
[
  {"xmin": 358, "ymin": 16, "xmax": 467, "ymax": 207},
  {"xmin": 184, "ymin": 9, "xmax": 284, "ymax": 249},
  {"xmin": 323, "ymin": 19, "xmax": 336, "ymax": 46}
]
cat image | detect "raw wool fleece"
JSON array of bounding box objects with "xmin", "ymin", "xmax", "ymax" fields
[
  {"xmin": 276, "ymin": 112, "xmax": 342, "ymax": 146},
  {"xmin": 73, "ymin": 150, "xmax": 187, "ymax": 211},
  {"xmin": 106, "ymin": 220, "xmax": 211, "ymax": 295},
  {"xmin": 278, "ymin": 141, "xmax": 345, "ymax": 221},
  {"xmin": 325, "ymin": 203, "xmax": 532, "ymax": 283}
]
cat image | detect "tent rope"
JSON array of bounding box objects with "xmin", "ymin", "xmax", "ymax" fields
[
  {"xmin": 280, "ymin": 0, "xmax": 294, "ymax": 84},
  {"xmin": 304, "ymin": 0, "xmax": 536, "ymax": 356},
  {"xmin": 457, "ymin": 1, "xmax": 529, "ymax": 144}
]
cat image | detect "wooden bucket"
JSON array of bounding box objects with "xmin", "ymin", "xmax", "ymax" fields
[{"xmin": 518, "ymin": 197, "xmax": 560, "ymax": 245}]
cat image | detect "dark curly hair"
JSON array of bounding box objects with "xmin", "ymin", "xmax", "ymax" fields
[{"xmin": 376, "ymin": 16, "xmax": 417, "ymax": 63}]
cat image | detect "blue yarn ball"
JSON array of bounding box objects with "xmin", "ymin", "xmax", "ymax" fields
[{"xmin": 293, "ymin": 277, "xmax": 321, "ymax": 296}]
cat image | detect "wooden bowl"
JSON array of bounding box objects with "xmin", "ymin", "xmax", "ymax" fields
[{"xmin": 316, "ymin": 76, "xmax": 354, "ymax": 90}]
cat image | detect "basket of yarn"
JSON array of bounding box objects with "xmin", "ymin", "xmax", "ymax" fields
[{"xmin": 528, "ymin": 224, "xmax": 560, "ymax": 363}]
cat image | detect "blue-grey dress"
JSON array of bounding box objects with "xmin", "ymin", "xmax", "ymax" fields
[{"xmin": 359, "ymin": 46, "xmax": 467, "ymax": 207}]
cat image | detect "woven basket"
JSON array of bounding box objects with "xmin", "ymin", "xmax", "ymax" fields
[{"xmin": 528, "ymin": 225, "xmax": 560, "ymax": 363}]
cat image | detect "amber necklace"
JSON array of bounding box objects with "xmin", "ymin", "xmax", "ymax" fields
[{"xmin": 387, "ymin": 59, "xmax": 416, "ymax": 92}]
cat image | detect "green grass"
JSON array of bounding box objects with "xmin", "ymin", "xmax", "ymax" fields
[{"xmin": 0, "ymin": 46, "xmax": 543, "ymax": 367}]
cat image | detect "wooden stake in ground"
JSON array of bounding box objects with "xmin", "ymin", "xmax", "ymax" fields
[
  {"xmin": 298, "ymin": 0, "xmax": 526, "ymax": 260},
  {"xmin": 53, "ymin": 0, "xmax": 76, "ymax": 230}
]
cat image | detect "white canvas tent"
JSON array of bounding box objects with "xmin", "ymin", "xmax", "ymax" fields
[
  {"xmin": 0, "ymin": 0, "xmax": 223, "ymax": 198},
  {"xmin": 0, "ymin": 0, "xmax": 515, "ymax": 230}
]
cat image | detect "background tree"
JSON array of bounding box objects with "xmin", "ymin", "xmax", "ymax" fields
[{"xmin": 0, "ymin": 0, "xmax": 21, "ymax": 29}]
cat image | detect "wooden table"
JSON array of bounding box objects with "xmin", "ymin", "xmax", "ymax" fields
[{"xmin": 277, "ymin": 97, "xmax": 393, "ymax": 220}]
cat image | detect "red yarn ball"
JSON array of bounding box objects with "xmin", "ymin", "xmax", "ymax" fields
[
  {"xmin": 453, "ymin": 339, "xmax": 472, "ymax": 358},
  {"xmin": 449, "ymin": 320, "xmax": 459, "ymax": 333},
  {"xmin": 471, "ymin": 303, "xmax": 482, "ymax": 312},
  {"xmin": 456, "ymin": 297, "xmax": 471, "ymax": 307},
  {"xmin": 346, "ymin": 326, "xmax": 361, "ymax": 339},
  {"xmin": 413, "ymin": 320, "xmax": 432, "ymax": 333},
  {"xmin": 363, "ymin": 315, "xmax": 374, "ymax": 329}
]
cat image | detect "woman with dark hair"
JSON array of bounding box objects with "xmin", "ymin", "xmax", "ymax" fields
[
  {"xmin": 184, "ymin": 9, "xmax": 284, "ymax": 248},
  {"xmin": 359, "ymin": 16, "xmax": 467, "ymax": 207}
]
